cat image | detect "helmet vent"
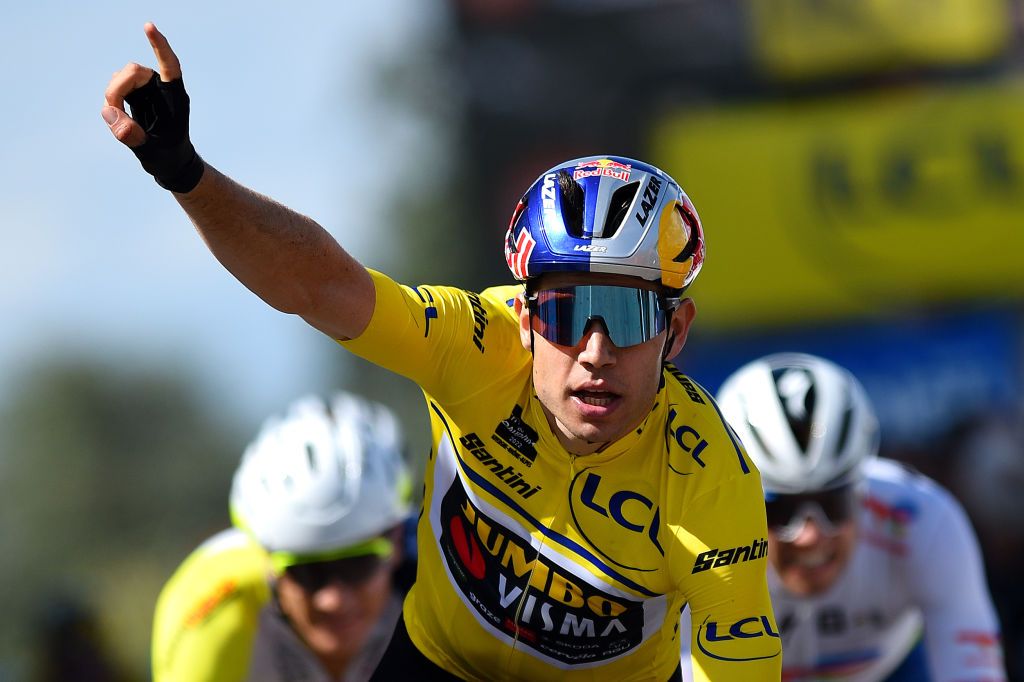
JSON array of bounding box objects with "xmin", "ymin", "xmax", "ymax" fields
[
  {"xmin": 773, "ymin": 368, "xmax": 815, "ymax": 451},
  {"xmin": 672, "ymin": 205, "xmax": 700, "ymax": 264},
  {"xmin": 306, "ymin": 444, "xmax": 317, "ymax": 471},
  {"xmin": 557, "ymin": 170, "xmax": 585, "ymax": 238},
  {"xmin": 834, "ymin": 385, "xmax": 854, "ymax": 454},
  {"xmin": 746, "ymin": 419, "xmax": 777, "ymax": 464},
  {"xmin": 603, "ymin": 181, "xmax": 641, "ymax": 239}
]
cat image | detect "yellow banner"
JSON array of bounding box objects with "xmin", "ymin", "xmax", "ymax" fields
[
  {"xmin": 750, "ymin": 0, "xmax": 1011, "ymax": 81},
  {"xmin": 650, "ymin": 77, "xmax": 1024, "ymax": 329}
]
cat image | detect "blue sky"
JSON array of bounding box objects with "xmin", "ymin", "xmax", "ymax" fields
[{"xmin": 0, "ymin": 2, "xmax": 442, "ymax": 426}]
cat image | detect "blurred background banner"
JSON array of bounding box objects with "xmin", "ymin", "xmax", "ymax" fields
[
  {"xmin": 651, "ymin": 75, "xmax": 1024, "ymax": 328},
  {"xmin": 750, "ymin": 0, "xmax": 1012, "ymax": 80},
  {"xmin": 3, "ymin": 0, "xmax": 1024, "ymax": 679},
  {"xmin": 676, "ymin": 308, "xmax": 1021, "ymax": 445}
]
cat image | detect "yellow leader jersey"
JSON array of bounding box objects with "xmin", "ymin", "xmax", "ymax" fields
[{"xmin": 340, "ymin": 270, "xmax": 780, "ymax": 681}]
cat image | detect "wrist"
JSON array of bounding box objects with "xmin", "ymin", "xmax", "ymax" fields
[{"xmin": 154, "ymin": 150, "xmax": 205, "ymax": 193}]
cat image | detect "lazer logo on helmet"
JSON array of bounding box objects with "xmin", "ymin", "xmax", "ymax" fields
[
  {"xmin": 541, "ymin": 173, "xmax": 558, "ymax": 226},
  {"xmin": 438, "ymin": 479, "xmax": 646, "ymax": 664},
  {"xmin": 695, "ymin": 614, "xmax": 781, "ymax": 662},
  {"xmin": 691, "ymin": 538, "xmax": 768, "ymax": 574},
  {"xmin": 573, "ymin": 244, "xmax": 607, "ymax": 253},
  {"xmin": 635, "ymin": 175, "xmax": 663, "ymax": 226}
]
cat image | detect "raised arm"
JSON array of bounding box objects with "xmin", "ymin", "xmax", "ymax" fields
[{"xmin": 101, "ymin": 23, "xmax": 373, "ymax": 341}]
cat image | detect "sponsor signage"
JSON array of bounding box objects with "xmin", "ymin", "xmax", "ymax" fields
[
  {"xmin": 438, "ymin": 478, "xmax": 645, "ymax": 664},
  {"xmin": 651, "ymin": 76, "xmax": 1024, "ymax": 330},
  {"xmin": 679, "ymin": 308, "xmax": 1020, "ymax": 445},
  {"xmin": 750, "ymin": 0, "xmax": 1010, "ymax": 81},
  {"xmin": 573, "ymin": 158, "xmax": 632, "ymax": 182},
  {"xmin": 695, "ymin": 614, "xmax": 782, "ymax": 663}
]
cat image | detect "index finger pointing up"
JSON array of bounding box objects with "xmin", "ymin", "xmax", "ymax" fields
[{"xmin": 144, "ymin": 22, "xmax": 182, "ymax": 82}]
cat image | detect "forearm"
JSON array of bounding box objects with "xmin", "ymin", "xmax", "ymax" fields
[{"xmin": 173, "ymin": 164, "xmax": 374, "ymax": 340}]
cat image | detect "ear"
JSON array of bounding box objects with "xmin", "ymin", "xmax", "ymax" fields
[
  {"xmin": 665, "ymin": 298, "xmax": 697, "ymax": 360},
  {"xmin": 514, "ymin": 294, "xmax": 533, "ymax": 352}
]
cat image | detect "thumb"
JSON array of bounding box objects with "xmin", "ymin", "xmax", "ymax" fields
[{"xmin": 102, "ymin": 106, "xmax": 146, "ymax": 148}]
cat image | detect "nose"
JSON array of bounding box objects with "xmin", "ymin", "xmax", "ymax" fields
[
  {"xmin": 310, "ymin": 579, "xmax": 356, "ymax": 611},
  {"xmin": 788, "ymin": 516, "xmax": 827, "ymax": 547},
  {"xmin": 576, "ymin": 320, "xmax": 617, "ymax": 367}
]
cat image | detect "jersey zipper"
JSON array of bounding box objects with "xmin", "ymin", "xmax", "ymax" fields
[{"xmin": 504, "ymin": 453, "xmax": 579, "ymax": 675}]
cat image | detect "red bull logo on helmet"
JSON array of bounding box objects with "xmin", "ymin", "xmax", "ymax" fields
[{"xmin": 573, "ymin": 158, "xmax": 632, "ymax": 183}]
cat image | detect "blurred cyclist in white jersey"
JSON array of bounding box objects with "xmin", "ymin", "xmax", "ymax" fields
[{"xmin": 683, "ymin": 353, "xmax": 1006, "ymax": 681}]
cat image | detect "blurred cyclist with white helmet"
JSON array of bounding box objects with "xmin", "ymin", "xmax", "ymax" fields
[
  {"xmin": 151, "ymin": 392, "xmax": 414, "ymax": 682},
  {"xmin": 106, "ymin": 25, "xmax": 779, "ymax": 681},
  {"xmin": 684, "ymin": 353, "xmax": 1006, "ymax": 681}
]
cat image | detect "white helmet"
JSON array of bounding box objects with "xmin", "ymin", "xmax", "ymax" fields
[
  {"xmin": 230, "ymin": 392, "xmax": 412, "ymax": 568},
  {"xmin": 716, "ymin": 353, "xmax": 879, "ymax": 494}
]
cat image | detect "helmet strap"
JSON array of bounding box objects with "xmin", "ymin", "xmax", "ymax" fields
[
  {"xmin": 525, "ymin": 301, "xmax": 536, "ymax": 356},
  {"xmin": 661, "ymin": 330, "xmax": 676, "ymax": 361}
]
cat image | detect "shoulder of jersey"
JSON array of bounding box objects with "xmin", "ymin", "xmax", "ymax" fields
[
  {"xmin": 862, "ymin": 457, "xmax": 966, "ymax": 528},
  {"xmin": 865, "ymin": 457, "xmax": 947, "ymax": 499},
  {"xmin": 662, "ymin": 366, "xmax": 752, "ymax": 480},
  {"xmin": 663, "ymin": 366, "xmax": 737, "ymax": 434},
  {"xmin": 162, "ymin": 529, "xmax": 271, "ymax": 622},
  {"xmin": 479, "ymin": 284, "xmax": 523, "ymax": 319}
]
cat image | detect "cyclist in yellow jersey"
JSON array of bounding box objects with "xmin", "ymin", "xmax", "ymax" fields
[
  {"xmin": 104, "ymin": 24, "xmax": 780, "ymax": 681},
  {"xmin": 152, "ymin": 393, "xmax": 415, "ymax": 682}
]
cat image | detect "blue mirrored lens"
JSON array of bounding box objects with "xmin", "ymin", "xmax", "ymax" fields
[{"xmin": 530, "ymin": 285, "xmax": 667, "ymax": 348}]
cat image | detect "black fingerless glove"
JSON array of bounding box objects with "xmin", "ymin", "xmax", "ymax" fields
[{"xmin": 124, "ymin": 73, "xmax": 205, "ymax": 193}]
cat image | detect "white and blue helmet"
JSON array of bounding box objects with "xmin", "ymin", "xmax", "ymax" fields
[{"xmin": 504, "ymin": 155, "xmax": 705, "ymax": 294}]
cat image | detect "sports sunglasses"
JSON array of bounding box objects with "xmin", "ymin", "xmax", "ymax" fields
[
  {"xmin": 526, "ymin": 284, "xmax": 675, "ymax": 348},
  {"xmin": 764, "ymin": 485, "xmax": 858, "ymax": 542},
  {"xmin": 282, "ymin": 537, "xmax": 393, "ymax": 592}
]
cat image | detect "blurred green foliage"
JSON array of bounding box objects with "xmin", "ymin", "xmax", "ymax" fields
[{"xmin": 0, "ymin": 357, "xmax": 243, "ymax": 680}]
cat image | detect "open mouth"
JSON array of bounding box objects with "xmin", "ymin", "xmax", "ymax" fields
[
  {"xmin": 794, "ymin": 549, "xmax": 834, "ymax": 569},
  {"xmin": 571, "ymin": 390, "xmax": 618, "ymax": 407}
]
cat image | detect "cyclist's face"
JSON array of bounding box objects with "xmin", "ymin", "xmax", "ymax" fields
[
  {"xmin": 768, "ymin": 516, "xmax": 857, "ymax": 597},
  {"xmin": 276, "ymin": 552, "xmax": 396, "ymax": 675},
  {"xmin": 518, "ymin": 273, "xmax": 696, "ymax": 455}
]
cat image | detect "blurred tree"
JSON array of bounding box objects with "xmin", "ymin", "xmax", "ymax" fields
[
  {"xmin": 321, "ymin": 4, "xmax": 466, "ymax": 486},
  {"xmin": 0, "ymin": 356, "xmax": 243, "ymax": 679},
  {"xmin": 27, "ymin": 593, "xmax": 129, "ymax": 682}
]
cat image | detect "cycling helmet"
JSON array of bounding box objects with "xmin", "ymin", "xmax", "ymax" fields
[
  {"xmin": 504, "ymin": 155, "xmax": 705, "ymax": 295},
  {"xmin": 716, "ymin": 353, "xmax": 880, "ymax": 494},
  {"xmin": 230, "ymin": 392, "xmax": 412, "ymax": 568}
]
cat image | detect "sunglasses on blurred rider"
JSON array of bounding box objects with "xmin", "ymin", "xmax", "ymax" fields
[
  {"xmin": 764, "ymin": 485, "xmax": 858, "ymax": 542},
  {"xmin": 284, "ymin": 538, "xmax": 393, "ymax": 592}
]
